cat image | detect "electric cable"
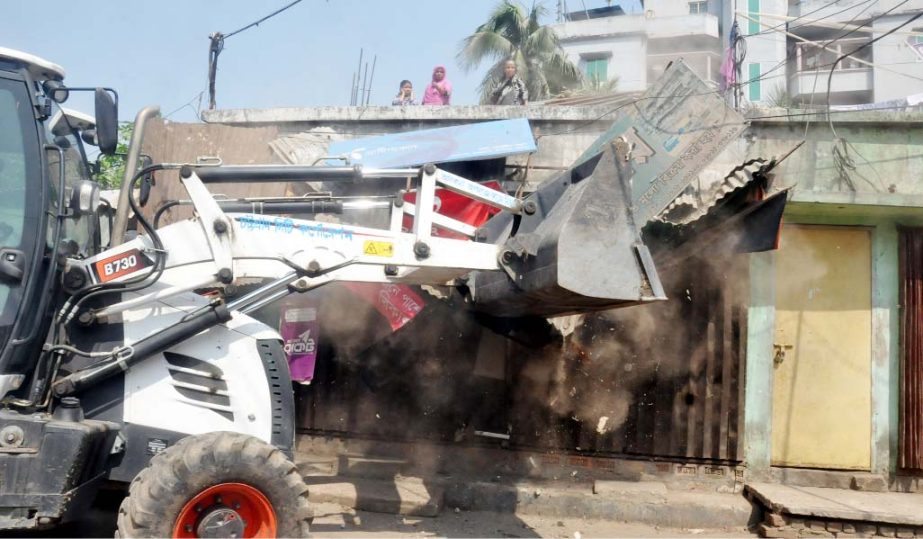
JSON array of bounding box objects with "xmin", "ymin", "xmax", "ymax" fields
[
  {"xmin": 207, "ymin": 0, "xmax": 307, "ymax": 109},
  {"xmin": 55, "ymin": 164, "xmax": 173, "ymax": 327},
  {"xmin": 826, "ymin": 7, "xmax": 923, "ymax": 137},
  {"xmin": 747, "ymin": 0, "xmax": 876, "ymax": 38},
  {"xmin": 801, "ymin": 0, "xmax": 880, "ymax": 138}
]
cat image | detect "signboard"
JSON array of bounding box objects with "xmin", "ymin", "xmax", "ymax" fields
[
  {"xmin": 573, "ymin": 60, "xmax": 747, "ymax": 227},
  {"xmin": 279, "ymin": 301, "xmax": 319, "ymax": 384},
  {"xmin": 327, "ymin": 118, "xmax": 536, "ymax": 167}
]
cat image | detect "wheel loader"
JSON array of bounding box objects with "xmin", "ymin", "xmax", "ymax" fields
[{"xmin": 0, "ymin": 46, "xmax": 786, "ymax": 537}]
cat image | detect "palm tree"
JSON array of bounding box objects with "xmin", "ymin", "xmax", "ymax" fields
[{"xmin": 457, "ymin": 0, "xmax": 583, "ymax": 103}]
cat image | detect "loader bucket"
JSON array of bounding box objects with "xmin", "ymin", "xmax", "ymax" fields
[
  {"xmin": 468, "ymin": 60, "xmax": 751, "ymax": 317},
  {"xmin": 470, "ymin": 140, "xmax": 664, "ymax": 317}
]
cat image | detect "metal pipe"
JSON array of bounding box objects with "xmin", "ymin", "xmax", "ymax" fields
[
  {"xmin": 238, "ymin": 288, "xmax": 292, "ymax": 315},
  {"xmin": 194, "ymin": 165, "xmax": 419, "ymax": 183},
  {"xmin": 238, "ymin": 278, "xmax": 329, "ymax": 315},
  {"xmin": 112, "ymin": 105, "xmax": 160, "ymax": 245},
  {"xmin": 226, "ymin": 271, "xmax": 298, "ymax": 312},
  {"xmin": 53, "ymin": 302, "xmax": 232, "ymax": 396},
  {"xmin": 366, "ymin": 55, "xmax": 377, "ymax": 106}
]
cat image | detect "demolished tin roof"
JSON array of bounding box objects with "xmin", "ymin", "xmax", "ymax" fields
[{"xmin": 657, "ymin": 158, "xmax": 772, "ymax": 225}]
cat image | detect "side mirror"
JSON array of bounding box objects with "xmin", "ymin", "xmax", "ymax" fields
[{"xmin": 95, "ymin": 89, "xmax": 118, "ymax": 156}]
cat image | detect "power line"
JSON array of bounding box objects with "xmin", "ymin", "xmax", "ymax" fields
[
  {"xmin": 821, "ymin": 7, "xmax": 923, "ymax": 190},
  {"xmin": 223, "ymin": 0, "xmax": 305, "ymax": 39},
  {"xmin": 747, "ymin": 0, "xmax": 876, "ymax": 38},
  {"xmin": 826, "ymin": 8, "xmax": 923, "ymax": 136},
  {"xmin": 207, "ymin": 0, "xmax": 308, "ymax": 110},
  {"xmin": 800, "ymin": 0, "xmax": 878, "ymax": 138}
]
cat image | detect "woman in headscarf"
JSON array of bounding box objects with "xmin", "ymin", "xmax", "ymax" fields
[
  {"xmin": 421, "ymin": 65, "xmax": 452, "ymax": 105},
  {"xmin": 490, "ymin": 60, "xmax": 528, "ymax": 105}
]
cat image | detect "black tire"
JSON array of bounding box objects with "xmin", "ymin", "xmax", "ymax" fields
[{"xmin": 116, "ymin": 431, "xmax": 310, "ymax": 538}]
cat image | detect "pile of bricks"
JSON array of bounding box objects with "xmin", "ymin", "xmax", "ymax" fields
[{"xmin": 758, "ymin": 512, "xmax": 923, "ymax": 538}]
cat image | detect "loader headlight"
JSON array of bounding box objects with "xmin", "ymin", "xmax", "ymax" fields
[{"xmin": 70, "ymin": 180, "xmax": 101, "ymax": 216}]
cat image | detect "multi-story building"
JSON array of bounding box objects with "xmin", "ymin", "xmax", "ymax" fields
[
  {"xmin": 551, "ymin": 0, "xmax": 923, "ymax": 107},
  {"xmin": 550, "ymin": 1, "xmax": 726, "ymax": 93}
]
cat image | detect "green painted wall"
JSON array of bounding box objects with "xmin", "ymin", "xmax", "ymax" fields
[{"xmin": 745, "ymin": 202, "xmax": 923, "ymax": 476}]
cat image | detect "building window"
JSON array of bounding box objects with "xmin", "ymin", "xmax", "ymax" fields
[
  {"xmin": 585, "ymin": 58, "xmax": 608, "ymax": 83},
  {"xmin": 748, "ymin": 63, "xmax": 761, "ymax": 102},
  {"xmin": 796, "ymin": 38, "xmax": 872, "ymax": 72},
  {"xmin": 689, "ymin": 1, "xmax": 707, "ymax": 14},
  {"xmin": 747, "ymin": 0, "xmax": 760, "ymax": 35},
  {"xmin": 907, "ymin": 35, "xmax": 923, "ymax": 61}
]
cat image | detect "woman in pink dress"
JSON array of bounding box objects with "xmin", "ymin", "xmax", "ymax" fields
[{"xmin": 421, "ymin": 65, "xmax": 452, "ymax": 105}]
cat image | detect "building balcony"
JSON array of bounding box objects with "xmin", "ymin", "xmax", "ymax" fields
[
  {"xmin": 551, "ymin": 13, "xmax": 719, "ymax": 42},
  {"xmin": 789, "ymin": 0, "xmax": 913, "ymax": 21},
  {"xmin": 790, "ymin": 68, "xmax": 873, "ymax": 99}
]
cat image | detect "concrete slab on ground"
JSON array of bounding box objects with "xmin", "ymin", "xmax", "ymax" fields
[
  {"xmin": 307, "ymin": 476, "xmax": 444, "ymax": 517},
  {"xmin": 747, "ymin": 482, "xmax": 923, "ymax": 526}
]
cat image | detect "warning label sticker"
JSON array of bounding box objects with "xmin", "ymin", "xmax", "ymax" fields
[{"xmin": 363, "ymin": 240, "xmax": 394, "ymax": 257}]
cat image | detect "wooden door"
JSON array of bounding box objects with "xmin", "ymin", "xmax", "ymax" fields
[{"xmin": 771, "ymin": 225, "xmax": 872, "ymax": 470}]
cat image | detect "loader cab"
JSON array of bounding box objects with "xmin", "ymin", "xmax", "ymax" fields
[{"xmin": 0, "ymin": 47, "xmax": 115, "ymax": 390}]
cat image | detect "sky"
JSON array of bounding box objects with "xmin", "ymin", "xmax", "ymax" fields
[{"xmin": 0, "ymin": 0, "xmax": 641, "ymax": 123}]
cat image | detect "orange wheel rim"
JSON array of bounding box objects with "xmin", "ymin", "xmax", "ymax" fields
[{"xmin": 173, "ymin": 482, "xmax": 277, "ymax": 538}]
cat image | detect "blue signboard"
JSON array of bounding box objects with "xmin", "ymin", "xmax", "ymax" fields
[{"xmin": 327, "ymin": 118, "xmax": 537, "ymax": 167}]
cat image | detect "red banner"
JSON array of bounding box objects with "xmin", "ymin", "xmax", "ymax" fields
[
  {"xmin": 346, "ymin": 181, "xmax": 501, "ymax": 330},
  {"xmin": 402, "ymin": 181, "xmax": 503, "ymax": 239},
  {"xmin": 343, "ymin": 282, "xmax": 426, "ymax": 331}
]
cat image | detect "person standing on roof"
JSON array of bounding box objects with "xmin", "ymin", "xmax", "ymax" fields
[
  {"xmin": 421, "ymin": 65, "xmax": 452, "ymax": 105},
  {"xmin": 490, "ymin": 60, "xmax": 528, "ymax": 105},
  {"xmin": 392, "ymin": 80, "xmax": 417, "ymax": 105}
]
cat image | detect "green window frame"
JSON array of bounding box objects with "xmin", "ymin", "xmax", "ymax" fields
[
  {"xmin": 748, "ymin": 0, "xmax": 760, "ymax": 35},
  {"xmin": 748, "ymin": 63, "xmax": 761, "ymax": 102},
  {"xmin": 585, "ymin": 58, "xmax": 608, "ymax": 83}
]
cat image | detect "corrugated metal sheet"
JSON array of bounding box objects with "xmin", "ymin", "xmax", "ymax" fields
[
  {"xmin": 899, "ymin": 227, "xmax": 923, "ymax": 472},
  {"xmin": 508, "ymin": 254, "xmax": 746, "ymax": 463},
  {"xmin": 295, "ymin": 253, "xmax": 746, "ymax": 464},
  {"xmin": 659, "ymin": 159, "xmax": 769, "ymax": 225}
]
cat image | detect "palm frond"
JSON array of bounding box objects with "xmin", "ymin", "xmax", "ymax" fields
[
  {"xmin": 523, "ymin": 25, "xmax": 559, "ymax": 57},
  {"xmin": 457, "ymin": 31, "xmax": 515, "ymax": 71},
  {"xmin": 478, "ymin": 0, "xmax": 526, "ymax": 46},
  {"xmin": 526, "ymin": 1, "xmax": 548, "ymax": 35},
  {"xmin": 463, "ymin": 0, "xmax": 579, "ymax": 102},
  {"xmin": 544, "ymin": 50, "xmax": 583, "ymax": 82}
]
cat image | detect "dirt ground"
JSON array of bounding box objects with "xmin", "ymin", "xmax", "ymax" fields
[
  {"xmin": 309, "ymin": 501, "xmax": 754, "ymax": 538},
  {"xmin": 1, "ymin": 495, "xmax": 753, "ymax": 538}
]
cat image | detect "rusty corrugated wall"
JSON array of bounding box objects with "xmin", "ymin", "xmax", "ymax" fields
[
  {"xmin": 899, "ymin": 227, "xmax": 923, "ymax": 472},
  {"xmin": 292, "ymin": 254, "xmax": 747, "ymax": 464},
  {"xmin": 508, "ymin": 254, "xmax": 747, "ymax": 463}
]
